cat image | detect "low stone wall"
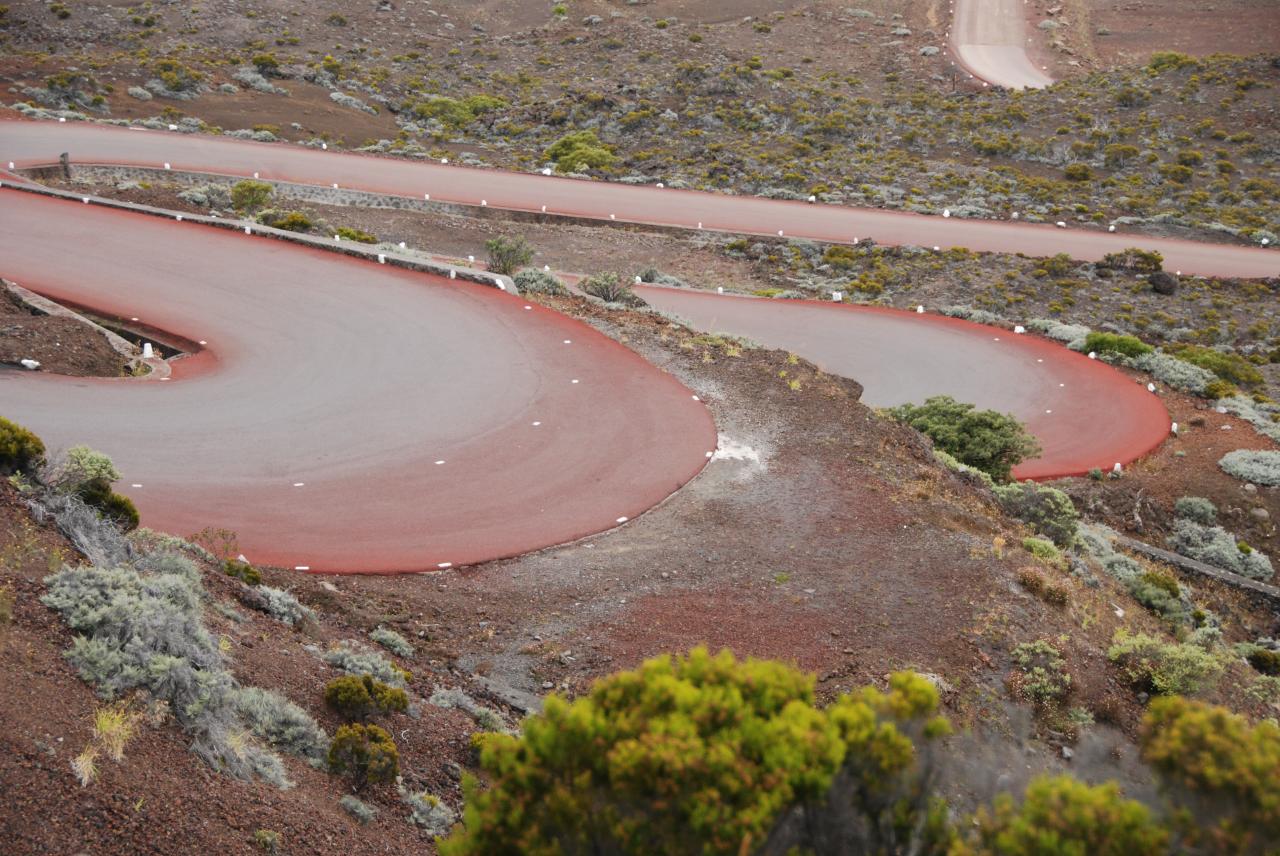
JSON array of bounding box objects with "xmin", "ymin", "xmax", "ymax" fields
[
  {"xmin": 1117, "ymin": 535, "xmax": 1280, "ymax": 609},
  {"xmin": 0, "ymin": 174, "xmax": 516, "ymax": 293},
  {"xmin": 31, "ymin": 161, "xmax": 711, "ymax": 243}
]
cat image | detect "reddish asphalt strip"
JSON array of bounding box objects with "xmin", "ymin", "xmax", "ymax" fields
[
  {"xmin": 0, "ymin": 191, "xmax": 717, "ymax": 573},
  {"xmin": 2, "ymin": 120, "xmax": 1276, "ymax": 278},
  {"xmin": 637, "ymin": 287, "xmax": 1172, "ymax": 480}
]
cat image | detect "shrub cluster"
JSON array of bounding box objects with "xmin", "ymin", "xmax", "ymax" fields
[
  {"xmin": 1108, "ymin": 630, "xmax": 1223, "ymax": 695},
  {"xmin": 1218, "ymin": 449, "xmax": 1280, "ymax": 487},
  {"xmin": 891, "ymin": 396, "xmax": 1040, "ymax": 482},
  {"xmin": 324, "ymin": 674, "xmax": 408, "ymax": 721},
  {"xmin": 994, "ymin": 483, "xmax": 1079, "ymax": 547},
  {"xmin": 1083, "ymin": 331, "xmax": 1153, "ymax": 358},
  {"xmin": 441, "ymin": 648, "xmax": 953, "ymax": 855},
  {"xmin": 1167, "ymin": 517, "xmax": 1274, "ymax": 580},
  {"xmin": 0, "ymin": 416, "xmax": 46, "ymax": 474},
  {"xmin": 512, "ymin": 268, "xmax": 567, "ymax": 295}
]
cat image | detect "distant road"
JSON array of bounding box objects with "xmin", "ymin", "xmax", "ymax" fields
[
  {"xmin": 2, "ymin": 122, "xmax": 1275, "ymax": 278},
  {"xmin": 952, "ymin": 0, "xmax": 1055, "ymax": 90}
]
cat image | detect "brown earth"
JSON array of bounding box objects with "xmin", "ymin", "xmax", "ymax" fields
[
  {"xmin": 1083, "ymin": 0, "xmax": 1280, "ymax": 67},
  {"xmin": 0, "ymin": 284, "xmax": 127, "ymax": 377},
  {"xmin": 3, "ymin": 281, "xmax": 1275, "ymax": 853}
]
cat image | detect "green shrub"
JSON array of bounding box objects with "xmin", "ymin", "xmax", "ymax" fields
[
  {"xmin": 512, "ymin": 269, "xmax": 567, "ymax": 296},
  {"xmin": 1147, "ymin": 51, "xmax": 1200, "ymax": 73},
  {"xmin": 1010, "ymin": 640, "xmax": 1071, "ymax": 705},
  {"xmin": 1174, "ymin": 496, "xmax": 1217, "ymax": 525},
  {"xmin": 0, "ymin": 417, "xmax": 45, "ymax": 474},
  {"xmin": 1139, "ymin": 569, "xmax": 1180, "ymax": 599},
  {"xmin": 324, "ymin": 674, "xmax": 408, "ymax": 721},
  {"xmin": 1064, "ymin": 163, "xmax": 1092, "ymax": 181},
  {"xmin": 439, "ymin": 648, "xmax": 952, "ymax": 856},
  {"xmin": 484, "ymin": 235, "xmax": 533, "ymax": 275},
  {"xmin": 1245, "ymin": 648, "xmax": 1280, "ymax": 677},
  {"xmin": 223, "ymin": 558, "xmax": 261, "ymax": 586},
  {"xmin": 891, "ymin": 396, "xmax": 1040, "ymax": 482},
  {"xmin": 230, "ymin": 179, "xmax": 273, "ymax": 213},
  {"xmin": 1100, "ymin": 248, "xmax": 1163, "ymax": 273},
  {"xmin": 328, "ymin": 723, "xmax": 399, "ymax": 791},
  {"xmin": 995, "ymin": 483, "xmax": 1079, "ymax": 547},
  {"xmin": 1167, "ymin": 344, "xmax": 1264, "ymax": 388},
  {"xmin": 1020, "ymin": 536, "xmax": 1062, "ymax": 564},
  {"xmin": 545, "ymin": 130, "xmax": 617, "ymax": 173},
  {"xmin": 259, "ymin": 210, "xmax": 313, "ymax": 232},
  {"xmin": 581, "ymin": 271, "xmax": 646, "ymax": 307},
  {"xmin": 959, "ymin": 775, "xmax": 1167, "ymax": 855},
  {"xmin": 335, "ymin": 226, "xmax": 377, "ymax": 244},
  {"xmin": 1108, "ymin": 630, "xmax": 1223, "ymax": 695},
  {"xmin": 1083, "ymin": 331, "xmax": 1153, "ymax": 358},
  {"xmin": 1140, "ymin": 696, "xmax": 1280, "ymax": 852},
  {"xmin": 78, "ymin": 480, "xmax": 140, "ymax": 532}
]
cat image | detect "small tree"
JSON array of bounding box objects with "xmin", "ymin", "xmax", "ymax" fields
[
  {"xmin": 890, "ymin": 396, "xmax": 1040, "ymax": 482},
  {"xmin": 328, "ymin": 723, "xmax": 399, "ymax": 791},
  {"xmin": 484, "ymin": 235, "xmax": 534, "ymax": 275},
  {"xmin": 231, "ymin": 179, "xmax": 273, "ymax": 214}
]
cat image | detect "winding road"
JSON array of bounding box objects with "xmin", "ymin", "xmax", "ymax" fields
[
  {"xmin": 952, "ymin": 0, "xmax": 1054, "ymax": 90},
  {"xmin": 0, "ymin": 118, "xmax": 1267, "ymax": 571}
]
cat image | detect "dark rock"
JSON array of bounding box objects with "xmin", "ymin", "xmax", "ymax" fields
[{"xmin": 1149, "ymin": 270, "xmax": 1178, "ymax": 295}]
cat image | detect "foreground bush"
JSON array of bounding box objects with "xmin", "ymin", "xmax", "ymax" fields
[
  {"xmin": 440, "ymin": 648, "xmax": 952, "ymax": 855},
  {"xmin": 1140, "ymin": 697, "xmax": 1280, "ymax": 852},
  {"xmin": 0, "ymin": 416, "xmax": 45, "ymax": 474},
  {"xmin": 891, "ymin": 396, "xmax": 1040, "ymax": 482},
  {"xmin": 957, "ymin": 776, "xmax": 1167, "ymax": 856}
]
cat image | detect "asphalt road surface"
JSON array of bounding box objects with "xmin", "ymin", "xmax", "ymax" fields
[
  {"xmin": 3, "ymin": 122, "xmax": 1275, "ymax": 278},
  {"xmin": 0, "ymin": 190, "xmax": 716, "ymax": 573},
  {"xmin": 952, "ymin": 0, "xmax": 1055, "ymax": 90},
  {"xmin": 4, "ymin": 119, "xmax": 1267, "ymax": 569}
]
